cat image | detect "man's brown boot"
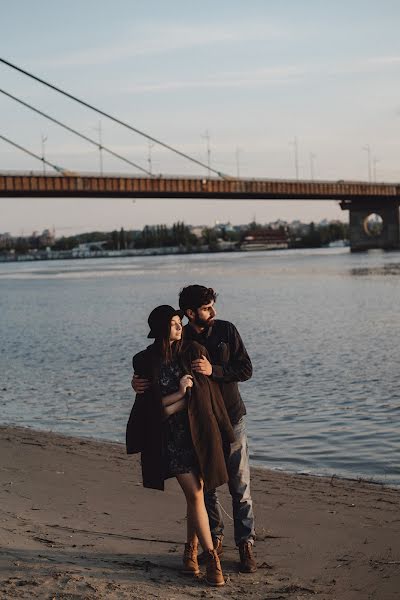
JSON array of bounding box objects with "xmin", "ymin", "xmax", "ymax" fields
[
  {"xmin": 198, "ymin": 538, "xmax": 223, "ymax": 564},
  {"xmin": 182, "ymin": 542, "xmax": 200, "ymax": 576},
  {"xmin": 205, "ymin": 549, "xmax": 225, "ymax": 586},
  {"xmin": 238, "ymin": 541, "xmax": 257, "ymax": 573}
]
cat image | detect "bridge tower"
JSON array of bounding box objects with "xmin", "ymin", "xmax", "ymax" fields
[{"xmin": 340, "ymin": 198, "xmax": 400, "ymax": 252}]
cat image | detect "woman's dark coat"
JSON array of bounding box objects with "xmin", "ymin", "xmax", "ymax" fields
[{"xmin": 126, "ymin": 340, "xmax": 234, "ymax": 492}]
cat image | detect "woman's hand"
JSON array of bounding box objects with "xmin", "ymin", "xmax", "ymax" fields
[
  {"xmin": 163, "ymin": 398, "xmax": 186, "ymax": 419},
  {"xmin": 179, "ymin": 374, "xmax": 193, "ymax": 397},
  {"xmin": 161, "ymin": 375, "xmax": 193, "ymax": 419}
]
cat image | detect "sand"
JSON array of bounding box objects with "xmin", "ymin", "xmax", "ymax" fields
[{"xmin": 0, "ymin": 424, "xmax": 399, "ymax": 600}]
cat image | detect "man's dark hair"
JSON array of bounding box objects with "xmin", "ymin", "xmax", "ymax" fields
[{"xmin": 179, "ymin": 285, "xmax": 217, "ymax": 312}]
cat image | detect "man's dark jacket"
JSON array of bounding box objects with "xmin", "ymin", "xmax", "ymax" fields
[
  {"xmin": 184, "ymin": 319, "xmax": 253, "ymax": 425},
  {"xmin": 126, "ymin": 340, "xmax": 234, "ymax": 492}
]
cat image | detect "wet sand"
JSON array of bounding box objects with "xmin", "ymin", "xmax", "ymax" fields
[{"xmin": 0, "ymin": 425, "xmax": 399, "ymax": 599}]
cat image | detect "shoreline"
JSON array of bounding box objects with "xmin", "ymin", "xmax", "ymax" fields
[
  {"xmin": 0, "ymin": 244, "xmax": 350, "ymax": 264},
  {"xmin": 1, "ymin": 424, "xmax": 399, "ymax": 599},
  {"xmin": 2, "ymin": 421, "xmax": 398, "ymax": 492}
]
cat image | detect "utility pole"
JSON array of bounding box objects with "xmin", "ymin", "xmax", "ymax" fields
[
  {"xmin": 290, "ymin": 137, "xmax": 299, "ymax": 179},
  {"xmin": 96, "ymin": 120, "xmax": 104, "ymax": 176},
  {"xmin": 41, "ymin": 134, "xmax": 48, "ymax": 175},
  {"xmin": 147, "ymin": 140, "xmax": 155, "ymax": 175},
  {"xmin": 235, "ymin": 147, "xmax": 242, "ymax": 178},
  {"xmin": 202, "ymin": 130, "xmax": 211, "ymax": 177},
  {"xmin": 363, "ymin": 144, "xmax": 372, "ymax": 182},
  {"xmin": 309, "ymin": 152, "xmax": 316, "ymax": 181},
  {"xmin": 373, "ymin": 156, "xmax": 380, "ymax": 182}
]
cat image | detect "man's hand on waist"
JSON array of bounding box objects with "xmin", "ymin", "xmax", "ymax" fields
[
  {"xmin": 191, "ymin": 354, "xmax": 212, "ymax": 376},
  {"xmin": 131, "ymin": 374, "xmax": 151, "ymax": 394}
]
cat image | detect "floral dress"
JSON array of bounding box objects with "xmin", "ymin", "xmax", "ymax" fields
[{"xmin": 159, "ymin": 360, "xmax": 198, "ymax": 479}]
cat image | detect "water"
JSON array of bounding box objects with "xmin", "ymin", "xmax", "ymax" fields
[{"xmin": 1, "ymin": 248, "xmax": 399, "ymax": 486}]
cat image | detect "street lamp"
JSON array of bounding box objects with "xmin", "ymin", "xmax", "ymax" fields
[
  {"xmin": 92, "ymin": 121, "xmax": 104, "ymax": 175},
  {"xmin": 147, "ymin": 140, "xmax": 155, "ymax": 175},
  {"xmin": 373, "ymin": 157, "xmax": 380, "ymax": 182},
  {"xmin": 41, "ymin": 134, "xmax": 48, "ymax": 175},
  {"xmin": 362, "ymin": 144, "xmax": 372, "ymax": 182},
  {"xmin": 97, "ymin": 120, "xmax": 104, "ymax": 176},
  {"xmin": 201, "ymin": 130, "xmax": 211, "ymax": 177},
  {"xmin": 309, "ymin": 152, "xmax": 316, "ymax": 181},
  {"xmin": 235, "ymin": 147, "xmax": 242, "ymax": 178},
  {"xmin": 290, "ymin": 137, "xmax": 299, "ymax": 179}
]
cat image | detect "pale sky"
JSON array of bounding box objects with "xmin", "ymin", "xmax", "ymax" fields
[{"xmin": 1, "ymin": 1, "xmax": 400, "ymax": 235}]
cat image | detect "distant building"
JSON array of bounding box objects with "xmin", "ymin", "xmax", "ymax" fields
[
  {"xmin": 0, "ymin": 232, "xmax": 13, "ymax": 251},
  {"xmin": 71, "ymin": 241, "xmax": 108, "ymax": 256},
  {"xmin": 189, "ymin": 225, "xmax": 207, "ymax": 239},
  {"xmin": 38, "ymin": 228, "xmax": 55, "ymax": 247},
  {"xmin": 213, "ymin": 221, "xmax": 235, "ymax": 233},
  {"xmin": 240, "ymin": 227, "xmax": 288, "ymax": 251}
]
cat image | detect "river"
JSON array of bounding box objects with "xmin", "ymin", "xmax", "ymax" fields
[{"xmin": 0, "ymin": 248, "xmax": 399, "ymax": 485}]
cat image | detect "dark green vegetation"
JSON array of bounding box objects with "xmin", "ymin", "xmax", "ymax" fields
[{"xmin": 0, "ymin": 220, "xmax": 349, "ymax": 255}]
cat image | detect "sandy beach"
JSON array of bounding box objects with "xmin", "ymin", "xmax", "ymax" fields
[{"xmin": 0, "ymin": 425, "xmax": 399, "ymax": 600}]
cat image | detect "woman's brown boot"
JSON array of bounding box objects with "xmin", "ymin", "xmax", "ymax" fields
[
  {"xmin": 182, "ymin": 542, "xmax": 200, "ymax": 575},
  {"xmin": 205, "ymin": 548, "xmax": 225, "ymax": 586}
]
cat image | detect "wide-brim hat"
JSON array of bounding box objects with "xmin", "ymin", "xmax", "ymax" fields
[{"xmin": 147, "ymin": 304, "xmax": 184, "ymax": 338}]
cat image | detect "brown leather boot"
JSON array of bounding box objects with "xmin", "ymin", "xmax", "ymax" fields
[
  {"xmin": 205, "ymin": 548, "xmax": 225, "ymax": 586},
  {"xmin": 182, "ymin": 542, "xmax": 199, "ymax": 575},
  {"xmin": 198, "ymin": 537, "xmax": 223, "ymax": 564},
  {"xmin": 238, "ymin": 541, "xmax": 257, "ymax": 573}
]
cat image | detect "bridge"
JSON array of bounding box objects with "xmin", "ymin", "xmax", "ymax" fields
[
  {"xmin": 1, "ymin": 173, "xmax": 399, "ymax": 251},
  {"xmin": 1, "ymin": 172, "xmax": 399, "ymax": 201},
  {"xmin": 1, "ymin": 57, "xmax": 400, "ymax": 252}
]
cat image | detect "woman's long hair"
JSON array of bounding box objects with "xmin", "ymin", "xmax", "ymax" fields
[{"xmin": 155, "ymin": 319, "xmax": 183, "ymax": 363}]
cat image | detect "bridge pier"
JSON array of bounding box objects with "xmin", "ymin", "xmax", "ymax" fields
[{"xmin": 340, "ymin": 198, "xmax": 400, "ymax": 252}]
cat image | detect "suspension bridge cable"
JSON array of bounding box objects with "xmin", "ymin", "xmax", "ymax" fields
[
  {"xmin": 0, "ymin": 88, "xmax": 152, "ymax": 177},
  {"xmin": 0, "ymin": 134, "xmax": 66, "ymax": 174},
  {"xmin": 0, "ymin": 57, "xmax": 228, "ymax": 179}
]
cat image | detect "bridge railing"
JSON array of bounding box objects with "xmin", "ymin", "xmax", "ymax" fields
[
  {"xmin": 0, "ymin": 169, "xmax": 399, "ymax": 188},
  {"xmin": 1, "ymin": 172, "xmax": 399, "ymax": 199}
]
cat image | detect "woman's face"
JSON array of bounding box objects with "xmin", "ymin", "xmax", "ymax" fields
[{"xmin": 169, "ymin": 315, "xmax": 183, "ymax": 342}]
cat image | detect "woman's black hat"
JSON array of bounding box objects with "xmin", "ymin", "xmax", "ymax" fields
[{"xmin": 147, "ymin": 305, "xmax": 184, "ymax": 338}]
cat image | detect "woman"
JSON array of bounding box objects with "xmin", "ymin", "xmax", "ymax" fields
[{"xmin": 126, "ymin": 305, "xmax": 234, "ymax": 586}]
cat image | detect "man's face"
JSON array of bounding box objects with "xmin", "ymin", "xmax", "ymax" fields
[{"xmin": 193, "ymin": 301, "xmax": 216, "ymax": 328}]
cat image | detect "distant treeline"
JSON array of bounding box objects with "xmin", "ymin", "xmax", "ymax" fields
[
  {"xmin": 289, "ymin": 221, "xmax": 349, "ymax": 248},
  {"xmin": 0, "ymin": 220, "xmax": 349, "ymax": 254}
]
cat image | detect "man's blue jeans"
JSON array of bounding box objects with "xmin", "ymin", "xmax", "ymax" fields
[{"xmin": 204, "ymin": 417, "xmax": 256, "ymax": 546}]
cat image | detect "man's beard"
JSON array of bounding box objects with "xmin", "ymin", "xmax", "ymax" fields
[{"xmin": 194, "ymin": 313, "xmax": 215, "ymax": 328}]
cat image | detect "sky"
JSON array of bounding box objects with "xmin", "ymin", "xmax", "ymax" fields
[{"xmin": 1, "ymin": 0, "xmax": 400, "ymax": 235}]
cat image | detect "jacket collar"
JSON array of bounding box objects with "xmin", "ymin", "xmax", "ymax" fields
[{"xmin": 184, "ymin": 322, "xmax": 213, "ymax": 341}]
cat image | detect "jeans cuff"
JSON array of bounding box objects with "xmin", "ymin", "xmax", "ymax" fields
[{"xmin": 238, "ymin": 537, "xmax": 255, "ymax": 546}]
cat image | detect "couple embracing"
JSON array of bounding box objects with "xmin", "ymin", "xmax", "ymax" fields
[{"xmin": 126, "ymin": 285, "xmax": 256, "ymax": 586}]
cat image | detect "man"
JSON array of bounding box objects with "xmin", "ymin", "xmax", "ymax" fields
[{"xmin": 132, "ymin": 285, "xmax": 256, "ymax": 573}]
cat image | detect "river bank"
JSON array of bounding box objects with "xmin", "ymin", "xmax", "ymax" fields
[
  {"xmin": 0, "ymin": 239, "xmax": 349, "ymax": 263},
  {"xmin": 1, "ymin": 425, "xmax": 399, "ymax": 599},
  {"xmin": 0, "ymin": 240, "xmax": 293, "ymax": 263},
  {"xmin": 0, "ymin": 245, "xmax": 211, "ymax": 262}
]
